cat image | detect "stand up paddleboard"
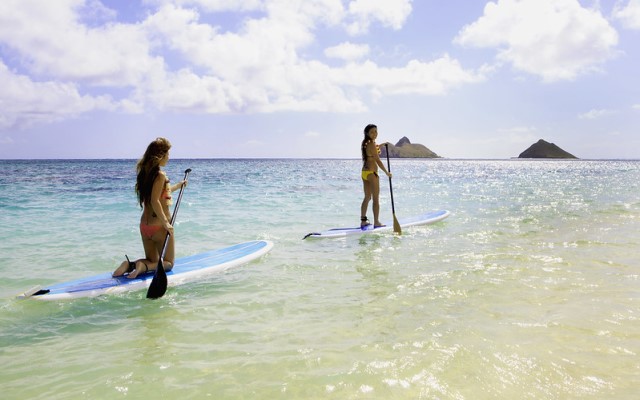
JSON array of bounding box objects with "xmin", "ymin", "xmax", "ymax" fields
[
  {"xmin": 303, "ymin": 210, "xmax": 450, "ymax": 239},
  {"xmin": 18, "ymin": 240, "xmax": 273, "ymax": 301}
]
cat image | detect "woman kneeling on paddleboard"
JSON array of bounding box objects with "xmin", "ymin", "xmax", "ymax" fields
[
  {"xmin": 360, "ymin": 124, "xmax": 391, "ymax": 228},
  {"xmin": 113, "ymin": 137, "xmax": 187, "ymax": 279}
]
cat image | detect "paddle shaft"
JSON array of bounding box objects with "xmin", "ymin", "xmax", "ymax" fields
[
  {"xmin": 384, "ymin": 144, "xmax": 396, "ymax": 215},
  {"xmin": 384, "ymin": 144, "xmax": 402, "ymax": 234},
  {"xmin": 159, "ymin": 168, "xmax": 191, "ymax": 260}
]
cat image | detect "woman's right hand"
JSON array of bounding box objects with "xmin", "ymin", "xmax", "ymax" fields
[{"xmin": 163, "ymin": 220, "xmax": 174, "ymax": 234}]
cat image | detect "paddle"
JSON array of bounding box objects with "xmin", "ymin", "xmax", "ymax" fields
[
  {"xmin": 384, "ymin": 143, "xmax": 402, "ymax": 234},
  {"xmin": 147, "ymin": 168, "xmax": 192, "ymax": 299}
]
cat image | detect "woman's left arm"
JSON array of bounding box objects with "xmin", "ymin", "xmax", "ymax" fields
[{"xmin": 171, "ymin": 181, "xmax": 187, "ymax": 192}]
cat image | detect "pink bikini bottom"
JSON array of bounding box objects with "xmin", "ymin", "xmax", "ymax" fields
[{"xmin": 140, "ymin": 223, "xmax": 162, "ymax": 239}]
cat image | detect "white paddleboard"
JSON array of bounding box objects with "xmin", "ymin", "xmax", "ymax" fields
[
  {"xmin": 303, "ymin": 210, "xmax": 450, "ymax": 239},
  {"xmin": 18, "ymin": 240, "xmax": 273, "ymax": 301}
]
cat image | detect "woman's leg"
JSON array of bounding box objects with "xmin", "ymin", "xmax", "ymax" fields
[
  {"xmin": 146, "ymin": 227, "xmax": 174, "ymax": 272},
  {"xmin": 126, "ymin": 259, "xmax": 151, "ymax": 279},
  {"xmin": 361, "ymin": 177, "xmax": 372, "ymax": 226},
  {"xmin": 163, "ymin": 232, "xmax": 175, "ymax": 271},
  {"xmin": 127, "ymin": 233, "xmax": 161, "ymax": 279},
  {"xmin": 112, "ymin": 260, "xmax": 131, "ymax": 277},
  {"xmin": 371, "ymin": 174, "xmax": 383, "ymax": 227}
]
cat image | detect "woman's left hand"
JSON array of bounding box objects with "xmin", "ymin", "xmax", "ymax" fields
[{"xmin": 172, "ymin": 180, "xmax": 187, "ymax": 192}]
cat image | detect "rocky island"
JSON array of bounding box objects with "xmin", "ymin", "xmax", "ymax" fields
[
  {"xmin": 380, "ymin": 137, "xmax": 440, "ymax": 158},
  {"xmin": 518, "ymin": 139, "xmax": 577, "ymax": 159}
]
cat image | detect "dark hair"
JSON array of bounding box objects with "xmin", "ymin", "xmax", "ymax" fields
[
  {"xmin": 364, "ymin": 124, "xmax": 377, "ymax": 136},
  {"xmin": 361, "ymin": 124, "xmax": 377, "ymax": 161},
  {"xmin": 135, "ymin": 137, "xmax": 171, "ymax": 208}
]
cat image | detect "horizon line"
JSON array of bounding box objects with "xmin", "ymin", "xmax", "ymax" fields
[{"xmin": 2, "ymin": 157, "xmax": 640, "ymax": 162}]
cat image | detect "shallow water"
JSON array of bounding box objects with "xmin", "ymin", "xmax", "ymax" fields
[{"xmin": 1, "ymin": 159, "xmax": 639, "ymax": 399}]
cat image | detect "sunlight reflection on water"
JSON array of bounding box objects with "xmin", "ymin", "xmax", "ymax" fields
[{"xmin": 1, "ymin": 159, "xmax": 639, "ymax": 398}]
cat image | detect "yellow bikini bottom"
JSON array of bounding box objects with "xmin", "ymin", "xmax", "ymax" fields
[{"xmin": 361, "ymin": 170, "xmax": 378, "ymax": 181}]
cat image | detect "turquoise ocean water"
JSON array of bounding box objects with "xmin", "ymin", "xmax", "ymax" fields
[{"xmin": 1, "ymin": 158, "xmax": 639, "ymax": 399}]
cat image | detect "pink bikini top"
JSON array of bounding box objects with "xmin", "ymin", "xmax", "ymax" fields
[{"xmin": 163, "ymin": 178, "xmax": 172, "ymax": 206}]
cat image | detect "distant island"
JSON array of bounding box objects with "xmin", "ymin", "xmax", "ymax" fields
[
  {"xmin": 518, "ymin": 139, "xmax": 578, "ymax": 159},
  {"xmin": 380, "ymin": 137, "xmax": 440, "ymax": 158}
]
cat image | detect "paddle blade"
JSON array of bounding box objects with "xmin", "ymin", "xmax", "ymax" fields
[
  {"xmin": 146, "ymin": 260, "xmax": 167, "ymax": 299},
  {"xmin": 393, "ymin": 213, "xmax": 402, "ymax": 235}
]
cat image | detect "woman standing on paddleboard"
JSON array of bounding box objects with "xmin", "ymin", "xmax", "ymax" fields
[
  {"xmin": 113, "ymin": 137, "xmax": 187, "ymax": 278},
  {"xmin": 360, "ymin": 124, "xmax": 391, "ymax": 228}
]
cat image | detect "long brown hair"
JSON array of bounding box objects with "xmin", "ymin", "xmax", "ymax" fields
[
  {"xmin": 361, "ymin": 124, "xmax": 377, "ymax": 161},
  {"xmin": 135, "ymin": 137, "xmax": 171, "ymax": 208}
]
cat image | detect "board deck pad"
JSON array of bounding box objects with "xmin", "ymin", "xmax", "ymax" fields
[
  {"xmin": 303, "ymin": 210, "xmax": 450, "ymax": 239},
  {"xmin": 19, "ymin": 240, "xmax": 273, "ymax": 300}
]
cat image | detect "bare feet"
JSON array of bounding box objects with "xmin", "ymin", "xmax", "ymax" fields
[
  {"xmin": 112, "ymin": 260, "xmax": 134, "ymax": 277},
  {"xmin": 127, "ymin": 261, "xmax": 150, "ymax": 279}
]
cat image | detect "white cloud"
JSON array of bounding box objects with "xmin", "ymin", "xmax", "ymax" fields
[
  {"xmin": 632, "ymin": 104, "xmax": 640, "ymax": 110},
  {"xmin": 0, "ymin": 61, "xmax": 114, "ymax": 130},
  {"xmin": 140, "ymin": 69, "xmax": 244, "ymax": 113},
  {"xmin": 324, "ymin": 42, "xmax": 370, "ymax": 61},
  {"xmin": 81, "ymin": 0, "xmax": 118, "ymax": 22},
  {"xmin": 345, "ymin": 0, "xmax": 412, "ymax": 35},
  {"xmin": 454, "ymin": 0, "xmax": 618, "ymax": 82},
  {"xmin": 144, "ymin": 0, "xmax": 265, "ymax": 12},
  {"xmin": 142, "ymin": 2, "xmax": 481, "ymax": 112},
  {"xmin": 0, "ymin": 0, "xmax": 483, "ymax": 129},
  {"xmin": 578, "ymin": 109, "xmax": 617, "ymax": 119},
  {"xmin": 613, "ymin": 0, "xmax": 640, "ymax": 29},
  {"xmin": 0, "ymin": 0, "xmax": 165, "ymax": 86},
  {"xmin": 338, "ymin": 56, "xmax": 485, "ymax": 96}
]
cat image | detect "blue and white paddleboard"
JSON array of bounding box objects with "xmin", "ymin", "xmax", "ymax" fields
[
  {"xmin": 303, "ymin": 210, "xmax": 450, "ymax": 239},
  {"xmin": 18, "ymin": 240, "xmax": 273, "ymax": 301}
]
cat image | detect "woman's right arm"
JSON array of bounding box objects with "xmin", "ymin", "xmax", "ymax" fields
[{"xmin": 371, "ymin": 143, "xmax": 391, "ymax": 177}]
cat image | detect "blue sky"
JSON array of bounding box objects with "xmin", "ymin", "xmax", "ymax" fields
[{"xmin": 0, "ymin": 0, "xmax": 639, "ymax": 159}]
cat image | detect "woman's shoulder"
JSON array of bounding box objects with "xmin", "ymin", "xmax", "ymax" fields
[{"xmin": 365, "ymin": 140, "xmax": 379, "ymax": 153}]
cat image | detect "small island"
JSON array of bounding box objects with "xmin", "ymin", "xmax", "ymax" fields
[
  {"xmin": 518, "ymin": 139, "xmax": 578, "ymax": 159},
  {"xmin": 380, "ymin": 137, "xmax": 440, "ymax": 158}
]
